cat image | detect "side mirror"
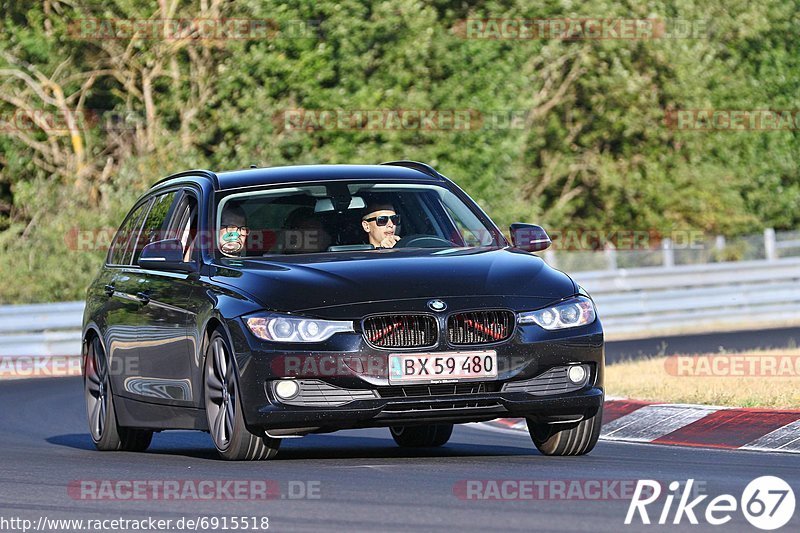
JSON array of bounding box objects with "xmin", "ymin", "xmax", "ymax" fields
[
  {"xmin": 510, "ymin": 223, "xmax": 551, "ymax": 252},
  {"xmin": 138, "ymin": 239, "xmax": 197, "ymax": 272}
]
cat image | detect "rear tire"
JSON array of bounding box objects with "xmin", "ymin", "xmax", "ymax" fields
[
  {"xmin": 84, "ymin": 336, "xmax": 153, "ymax": 452},
  {"xmin": 390, "ymin": 424, "xmax": 453, "ymax": 447},
  {"xmin": 526, "ymin": 404, "xmax": 603, "ymax": 456},
  {"xmin": 204, "ymin": 329, "xmax": 281, "ymax": 461}
]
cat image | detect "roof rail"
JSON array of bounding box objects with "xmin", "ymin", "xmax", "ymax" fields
[
  {"xmin": 152, "ymin": 169, "xmax": 220, "ymax": 190},
  {"xmin": 379, "ymin": 160, "xmax": 441, "ymax": 179}
]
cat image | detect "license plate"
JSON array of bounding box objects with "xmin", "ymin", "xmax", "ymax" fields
[{"xmin": 388, "ymin": 351, "xmax": 497, "ymax": 384}]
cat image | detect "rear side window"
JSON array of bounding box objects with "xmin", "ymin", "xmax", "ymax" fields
[
  {"xmin": 132, "ymin": 191, "xmax": 178, "ymax": 264},
  {"xmin": 166, "ymin": 191, "xmax": 199, "ymax": 262},
  {"xmin": 107, "ymin": 201, "xmax": 149, "ymax": 266}
]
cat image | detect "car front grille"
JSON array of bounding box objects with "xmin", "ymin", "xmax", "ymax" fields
[
  {"xmin": 362, "ymin": 314, "xmax": 437, "ymax": 348},
  {"xmin": 447, "ymin": 310, "xmax": 514, "ymax": 345},
  {"xmin": 377, "ymin": 381, "xmax": 502, "ymax": 399}
]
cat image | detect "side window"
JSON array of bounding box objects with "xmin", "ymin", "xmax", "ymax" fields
[
  {"xmin": 132, "ymin": 191, "xmax": 178, "ymax": 264},
  {"xmin": 166, "ymin": 191, "xmax": 199, "ymax": 262},
  {"xmin": 107, "ymin": 201, "xmax": 149, "ymax": 266}
]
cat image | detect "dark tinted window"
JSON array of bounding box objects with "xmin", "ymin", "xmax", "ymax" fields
[
  {"xmin": 107, "ymin": 201, "xmax": 149, "ymax": 266},
  {"xmin": 132, "ymin": 191, "xmax": 178, "ymax": 264},
  {"xmin": 167, "ymin": 191, "xmax": 199, "ymax": 261}
]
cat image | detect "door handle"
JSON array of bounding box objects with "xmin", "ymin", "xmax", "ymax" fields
[
  {"xmin": 136, "ymin": 292, "xmax": 151, "ymax": 305},
  {"xmin": 104, "ymin": 284, "xmax": 115, "ymax": 297}
]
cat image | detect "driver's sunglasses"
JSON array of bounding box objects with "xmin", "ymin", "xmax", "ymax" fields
[
  {"xmin": 364, "ymin": 214, "xmax": 401, "ymax": 226},
  {"xmin": 222, "ymin": 225, "xmax": 249, "ymax": 235}
]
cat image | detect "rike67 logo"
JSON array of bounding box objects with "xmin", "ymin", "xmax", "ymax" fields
[{"xmin": 626, "ymin": 477, "xmax": 795, "ymax": 530}]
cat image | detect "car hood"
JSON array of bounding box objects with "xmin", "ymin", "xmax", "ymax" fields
[{"xmin": 210, "ymin": 247, "xmax": 576, "ymax": 315}]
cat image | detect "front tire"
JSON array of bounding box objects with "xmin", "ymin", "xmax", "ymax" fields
[
  {"xmin": 204, "ymin": 330, "xmax": 280, "ymax": 461},
  {"xmin": 390, "ymin": 424, "xmax": 453, "ymax": 447},
  {"xmin": 526, "ymin": 404, "xmax": 603, "ymax": 456},
  {"xmin": 84, "ymin": 336, "xmax": 152, "ymax": 452}
]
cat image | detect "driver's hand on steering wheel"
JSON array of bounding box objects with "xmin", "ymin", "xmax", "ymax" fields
[{"xmin": 378, "ymin": 235, "xmax": 401, "ymax": 248}]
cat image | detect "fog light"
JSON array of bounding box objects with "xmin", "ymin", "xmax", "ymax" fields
[
  {"xmin": 567, "ymin": 365, "xmax": 587, "ymax": 384},
  {"xmin": 274, "ymin": 380, "xmax": 300, "ymax": 400}
]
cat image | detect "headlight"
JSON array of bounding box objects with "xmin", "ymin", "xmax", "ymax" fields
[
  {"xmin": 245, "ymin": 313, "xmax": 354, "ymax": 342},
  {"xmin": 517, "ymin": 296, "xmax": 596, "ymax": 330}
]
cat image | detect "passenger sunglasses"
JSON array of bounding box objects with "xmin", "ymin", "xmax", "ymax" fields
[
  {"xmin": 222, "ymin": 225, "xmax": 249, "ymax": 235},
  {"xmin": 364, "ymin": 214, "xmax": 401, "ymax": 226}
]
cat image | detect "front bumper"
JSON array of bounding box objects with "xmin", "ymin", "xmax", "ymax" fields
[
  {"xmin": 256, "ymin": 386, "xmax": 604, "ymax": 437},
  {"xmin": 226, "ymin": 310, "xmax": 604, "ymax": 435}
]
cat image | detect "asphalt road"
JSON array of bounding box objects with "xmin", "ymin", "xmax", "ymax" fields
[{"xmin": 0, "ymin": 377, "xmax": 798, "ymax": 532}]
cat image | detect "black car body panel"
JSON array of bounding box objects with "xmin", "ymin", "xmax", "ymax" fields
[
  {"xmin": 82, "ymin": 162, "xmax": 604, "ymax": 444},
  {"xmin": 208, "ymin": 247, "xmax": 576, "ymax": 314}
]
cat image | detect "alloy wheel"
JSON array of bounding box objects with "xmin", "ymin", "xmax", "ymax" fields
[
  {"xmin": 84, "ymin": 336, "xmax": 108, "ymax": 441},
  {"xmin": 205, "ymin": 337, "xmax": 237, "ymax": 450}
]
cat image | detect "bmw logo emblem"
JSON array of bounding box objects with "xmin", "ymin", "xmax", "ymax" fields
[{"xmin": 428, "ymin": 299, "xmax": 447, "ymax": 312}]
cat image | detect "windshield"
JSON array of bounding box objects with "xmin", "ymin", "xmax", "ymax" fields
[{"xmin": 215, "ymin": 182, "xmax": 500, "ymax": 257}]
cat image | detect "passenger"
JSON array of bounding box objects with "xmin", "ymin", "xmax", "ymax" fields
[
  {"xmin": 361, "ymin": 203, "xmax": 401, "ymax": 248},
  {"xmin": 219, "ymin": 204, "xmax": 249, "ymax": 257}
]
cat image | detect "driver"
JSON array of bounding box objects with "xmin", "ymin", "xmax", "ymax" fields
[
  {"xmin": 219, "ymin": 203, "xmax": 248, "ymax": 257},
  {"xmin": 361, "ymin": 203, "xmax": 401, "ymax": 248}
]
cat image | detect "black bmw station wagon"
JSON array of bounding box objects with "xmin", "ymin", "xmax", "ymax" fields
[{"xmin": 82, "ymin": 161, "xmax": 604, "ymax": 460}]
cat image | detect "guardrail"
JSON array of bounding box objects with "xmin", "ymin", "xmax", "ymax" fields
[
  {"xmin": 0, "ymin": 302, "xmax": 84, "ymax": 356},
  {"xmin": 577, "ymin": 257, "xmax": 800, "ymax": 336},
  {"xmin": 2, "ymin": 256, "xmax": 800, "ymax": 357},
  {"xmin": 545, "ymin": 227, "xmax": 800, "ymax": 272}
]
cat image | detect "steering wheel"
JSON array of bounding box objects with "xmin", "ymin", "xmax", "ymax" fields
[{"xmin": 394, "ymin": 234, "xmax": 454, "ymax": 248}]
